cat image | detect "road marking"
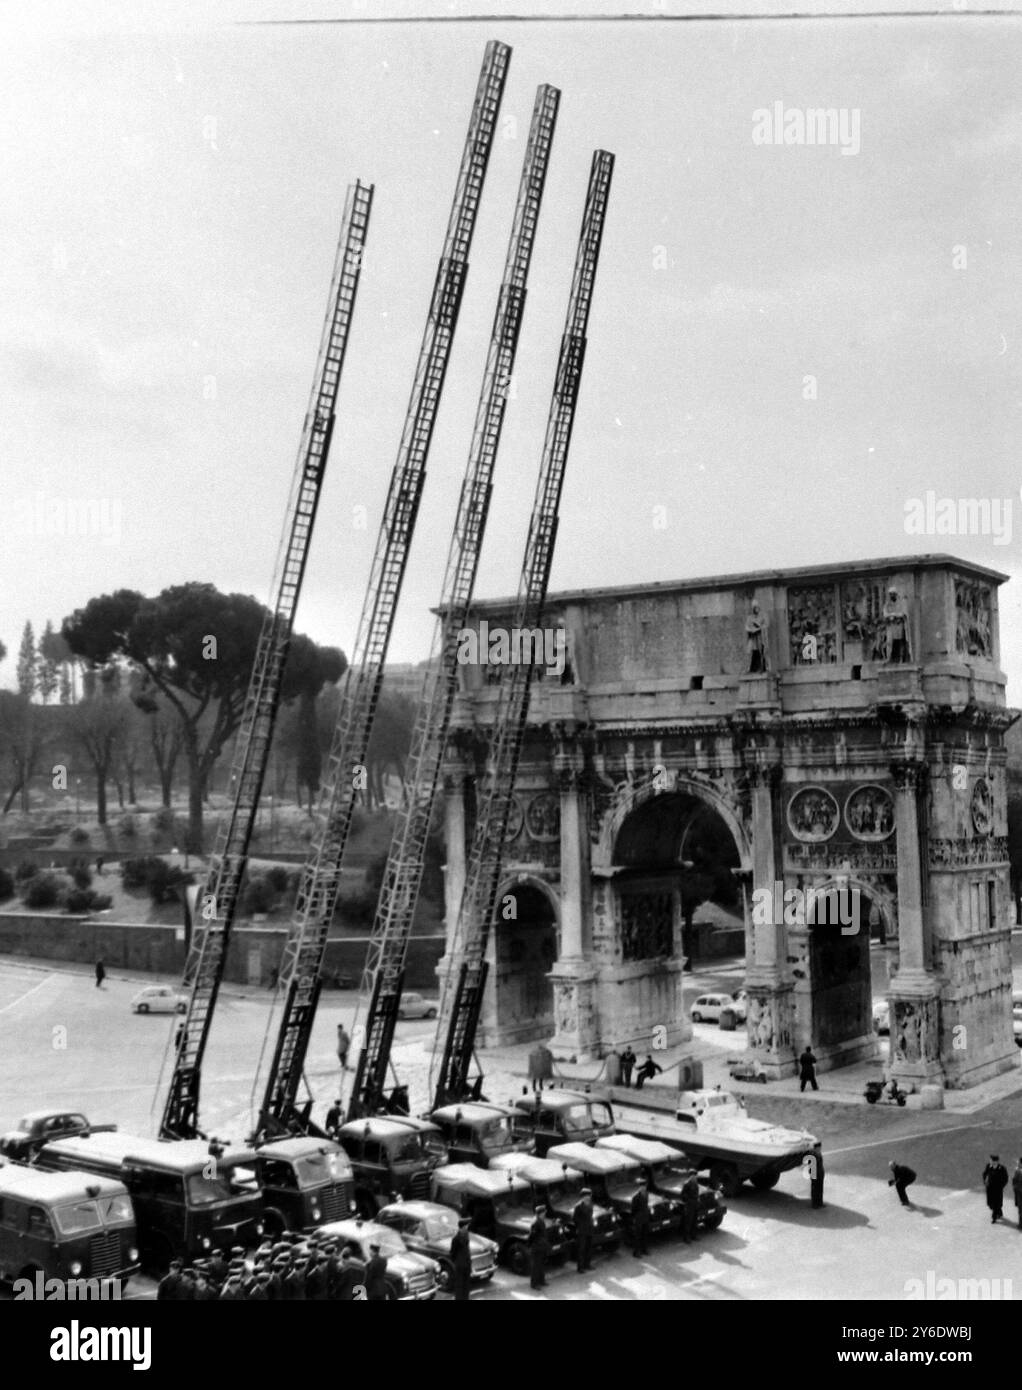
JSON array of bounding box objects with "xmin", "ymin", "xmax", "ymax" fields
[
  {"xmin": 826, "ymin": 1120, "xmax": 991, "ymax": 1157},
  {"xmin": 0, "ymin": 974, "xmax": 54, "ymax": 1015}
]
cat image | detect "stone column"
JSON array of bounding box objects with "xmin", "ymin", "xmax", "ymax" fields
[
  {"xmin": 744, "ymin": 763, "xmax": 796, "ymax": 1078},
  {"xmin": 888, "ymin": 759, "xmax": 943, "ymax": 1087},
  {"xmin": 548, "ymin": 765, "xmax": 598, "ymax": 1062},
  {"xmin": 435, "ymin": 763, "xmax": 470, "ymax": 1001}
]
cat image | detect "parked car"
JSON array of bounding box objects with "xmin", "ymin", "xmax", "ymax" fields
[
  {"xmin": 691, "ymin": 993, "xmax": 747, "ymax": 1025},
  {"xmin": 872, "ymin": 1000, "xmax": 890, "ymax": 1036},
  {"xmin": 0, "ymin": 1111, "xmax": 107, "ymax": 1163},
  {"xmin": 1013, "ymin": 1017, "xmax": 1022, "ymax": 1050},
  {"xmin": 313, "ymin": 1217, "xmax": 439, "ymax": 1299},
  {"xmin": 131, "ymin": 986, "xmax": 186, "ymax": 1015},
  {"xmin": 376, "ymin": 1199, "xmax": 497, "ymax": 1288},
  {"xmin": 396, "ymin": 993, "xmax": 437, "ymax": 1021}
]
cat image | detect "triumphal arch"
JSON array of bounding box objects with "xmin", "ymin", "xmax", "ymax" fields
[{"xmin": 440, "ymin": 555, "xmax": 1016, "ymax": 1088}]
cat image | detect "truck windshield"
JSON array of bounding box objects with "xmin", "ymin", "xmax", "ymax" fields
[
  {"xmin": 294, "ymin": 1151, "xmax": 350, "ymax": 1188},
  {"xmin": 392, "ymin": 1133, "xmax": 444, "ymax": 1164},
  {"xmin": 421, "ymin": 1209, "xmax": 460, "ymax": 1241},
  {"xmin": 477, "ymin": 1119, "xmax": 516, "ymax": 1153},
  {"xmin": 545, "ymin": 1181, "xmax": 581, "ymax": 1205},
  {"xmin": 186, "ymin": 1172, "xmax": 239, "ymax": 1206},
  {"xmin": 606, "ymin": 1169, "xmax": 639, "ymax": 1193},
  {"xmin": 493, "ymin": 1191, "xmax": 530, "ymax": 1218},
  {"xmin": 53, "ymin": 1195, "xmax": 131, "ymax": 1233},
  {"xmin": 560, "ymin": 1104, "xmax": 602, "ymax": 1135}
]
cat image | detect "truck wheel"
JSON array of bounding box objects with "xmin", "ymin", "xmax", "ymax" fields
[
  {"xmin": 709, "ymin": 1163, "xmax": 741, "ymax": 1198},
  {"xmin": 262, "ymin": 1208, "xmax": 288, "ymax": 1238},
  {"xmin": 436, "ymin": 1258, "xmax": 454, "ymax": 1292},
  {"xmin": 505, "ymin": 1241, "xmax": 530, "ymax": 1277},
  {"xmin": 865, "ymin": 1092, "xmax": 878, "ymax": 1104},
  {"xmin": 749, "ymin": 1170, "xmax": 780, "ymax": 1191},
  {"xmin": 701, "ymin": 1211, "xmax": 725, "ymax": 1232}
]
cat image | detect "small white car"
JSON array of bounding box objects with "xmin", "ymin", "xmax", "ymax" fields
[
  {"xmin": 873, "ymin": 1000, "xmax": 890, "ymax": 1035},
  {"xmin": 131, "ymin": 985, "xmax": 187, "ymax": 1015},
  {"xmin": 396, "ymin": 993, "xmax": 438, "ymax": 1020},
  {"xmin": 691, "ymin": 992, "xmax": 747, "ymax": 1025}
]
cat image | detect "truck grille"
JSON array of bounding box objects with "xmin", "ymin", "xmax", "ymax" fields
[
  {"xmin": 89, "ymin": 1231, "xmax": 121, "ymax": 1278},
  {"xmin": 320, "ymin": 1182, "xmax": 353, "ymax": 1223},
  {"xmin": 471, "ymin": 1253, "xmax": 494, "ymax": 1275},
  {"xmin": 406, "ymin": 1271, "xmax": 433, "ymax": 1295},
  {"xmin": 408, "ymin": 1173, "xmax": 431, "ymax": 1200}
]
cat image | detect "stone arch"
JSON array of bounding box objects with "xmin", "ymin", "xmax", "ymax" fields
[
  {"xmin": 484, "ymin": 871, "xmax": 560, "ymax": 1046},
  {"xmin": 594, "ymin": 773, "xmax": 752, "ymax": 873},
  {"xmin": 809, "ymin": 874, "xmax": 896, "ymax": 944}
]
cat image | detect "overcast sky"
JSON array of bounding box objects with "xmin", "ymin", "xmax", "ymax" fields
[{"xmin": 3, "ymin": 2, "xmax": 1021, "ymax": 705}]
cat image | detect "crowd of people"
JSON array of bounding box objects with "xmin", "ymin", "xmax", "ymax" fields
[{"xmin": 156, "ymin": 1230, "xmax": 389, "ymax": 1301}]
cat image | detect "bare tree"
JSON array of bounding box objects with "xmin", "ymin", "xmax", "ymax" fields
[
  {"xmin": 71, "ymin": 667, "xmax": 128, "ymax": 825},
  {"xmin": 0, "ymin": 692, "xmax": 46, "ymax": 815}
]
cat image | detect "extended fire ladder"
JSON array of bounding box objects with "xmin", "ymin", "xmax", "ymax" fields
[
  {"xmin": 429, "ymin": 150, "xmax": 614, "ymax": 1109},
  {"xmin": 159, "ymin": 181, "xmax": 374, "ymax": 1139},
  {"xmin": 254, "ymin": 41, "xmax": 511, "ymax": 1139},
  {"xmin": 345, "ymin": 85, "xmax": 561, "ymax": 1120}
]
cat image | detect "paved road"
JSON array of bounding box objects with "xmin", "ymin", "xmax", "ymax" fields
[{"xmin": 3, "ymin": 956, "xmax": 1021, "ymax": 1302}]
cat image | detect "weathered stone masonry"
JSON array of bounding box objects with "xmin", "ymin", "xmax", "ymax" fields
[{"xmin": 440, "ymin": 555, "xmax": 1017, "ymax": 1089}]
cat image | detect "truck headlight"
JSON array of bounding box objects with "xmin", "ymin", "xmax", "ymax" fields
[
  {"xmin": 129, "ymin": 1248, "xmax": 139, "ymax": 1262},
  {"xmin": 70, "ymin": 1261, "xmax": 83, "ymax": 1275},
  {"xmin": 255, "ymin": 1221, "xmax": 265, "ymax": 1235},
  {"xmin": 202, "ymin": 1237, "xmax": 211, "ymax": 1249},
  {"xmin": 312, "ymin": 1206, "xmax": 321, "ymax": 1220}
]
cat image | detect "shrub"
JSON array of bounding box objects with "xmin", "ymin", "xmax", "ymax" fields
[
  {"xmin": 120, "ymin": 855, "xmax": 193, "ymax": 902},
  {"xmin": 64, "ymin": 888, "xmax": 113, "ymax": 914},
  {"xmin": 71, "ymin": 864, "xmax": 93, "ymax": 890},
  {"xmin": 242, "ymin": 875, "xmax": 276, "ymax": 916},
  {"xmin": 119, "ymin": 815, "xmax": 137, "ymax": 839},
  {"xmin": 266, "ymin": 865, "xmax": 290, "ymax": 893},
  {"xmin": 121, "ymin": 855, "xmax": 164, "ymax": 890},
  {"xmin": 14, "ymin": 860, "xmax": 38, "ymax": 883},
  {"xmin": 70, "ymin": 827, "xmax": 90, "ymax": 845},
  {"xmin": 0, "ymin": 867, "xmax": 15, "ymax": 902},
  {"xmin": 152, "ymin": 808, "xmax": 176, "ymax": 834},
  {"xmin": 24, "ymin": 873, "xmax": 61, "ymax": 909}
]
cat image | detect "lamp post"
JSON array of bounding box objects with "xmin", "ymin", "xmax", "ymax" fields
[{"xmin": 75, "ymin": 778, "xmax": 81, "ymax": 823}]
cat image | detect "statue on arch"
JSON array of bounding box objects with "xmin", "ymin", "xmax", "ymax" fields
[
  {"xmin": 745, "ymin": 601, "xmax": 769, "ymax": 673},
  {"xmin": 881, "ymin": 587, "xmax": 912, "ymax": 664}
]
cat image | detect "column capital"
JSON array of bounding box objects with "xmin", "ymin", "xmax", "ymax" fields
[{"xmin": 890, "ymin": 759, "xmax": 925, "ymax": 793}]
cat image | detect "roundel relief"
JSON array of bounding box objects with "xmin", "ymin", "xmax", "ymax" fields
[
  {"xmin": 971, "ymin": 778, "xmax": 993, "ymax": 836},
  {"xmin": 787, "ymin": 787, "xmax": 839, "ymax": 842},
  {"xmin": 526, "ymin": 791, "xmax": 560, "ymax": 841},
  {"xmin": 844, "ymin": 785, "xmax": 894, "ymax": 841}
]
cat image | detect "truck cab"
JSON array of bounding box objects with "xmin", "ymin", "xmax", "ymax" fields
[
  {"xmin": 38, "ymin": 1132, "xmax": 265, "ymax": 1271},
  {"xmin": 547, "ymin": 1142, "xmax": 679, "ymax": 1239},
  {"xmin": 227, "ymin": 1138, "xmax": 354, "ymax": 1234},
  {"xmin": 511, "ymin": 1089, "xmax": 615, "ymax": 1157},
  {"xmin": 0, "ymin": 1166, "xmax": 140, "ymax": 1290},
  {"xmin": 596, "ymin": 1134, "xmax": 726, "ymax": 1232},
  {"xmin": 336, "ymin": 1117, "xmax": 447, "ymax": 1218},
  {"xmin": 490, "ymin": 1152, "xmax": 620, "ymax": 1256},
  {"xmin": 429, "ymin": 1162, "xmax": 556, "ymax": 1276},
  {"xmin": 428, "ymin": 1102, "xmax": 534, "ymax": 1167}
]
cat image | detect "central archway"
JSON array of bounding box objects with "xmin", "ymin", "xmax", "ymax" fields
[{"xmin": 490, "ymin": 879, "xmax": 558, "ymax": 1044}]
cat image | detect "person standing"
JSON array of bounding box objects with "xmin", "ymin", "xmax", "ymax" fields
[
  {"xmin": 574, "ymin": 1189, "xmax": 594, "ymax": 1273},
  {"xmin": 982, "ymin": 1154, "xmax": 1009, "ymax": 1224},
  {"xmin": 634, "ymin": 1055, "xmax": 662, "ymax": 1090},
  {"xmin": 798, "ymin": 1047, "xmax": 818, "ymax": 1093},
  {"xmin": 450, "ymin": 1217, "xmax": 472, "ymax": 1301},
  {"xmin": 630, "ymin": 1179, "xmax": 650, "ymax": 1257},
  {"xmin": 527, "ymin": 1206, "xmax": 549, "ymax": 1289},
  {"xmin": 365, "ymin": 1243, "xmax": 390, "ymax": 1301},
  {"xmin": 325, "ymin": 1098, "xmax": 344, "ymax": 1135},
  {"xmin": 888, "ymin": 1159, "xmax": 916, "ymax": 1207},
  {"xmin": 332, "ymin": 1249, "xmax": 365, "ymax": 1301},
  {"xmin": 681, "ymin": 1171, "xmax": 700, "ymax": 1243},
  {"xmin": 1012, "ymin": 1157, "xmax": 1022, "ymax": 1231},
  {"xmin": 809, "ymin": 1146, "xmax": 825, "ymax": 1209},
  {"xmin": 94, "ymin": 959, "xmax": 106, "ymax": 989},
  {"xmin": 336, "ymin": 1024, "xmax": 351, "ymax": 1073},
  {"xmin": 620, "ymin": 1047, "xmax": 636, "ymax": 1088},
  {"xmin": 157, "ymin": 1259, "xmax": 186, "ymax": 1300}
]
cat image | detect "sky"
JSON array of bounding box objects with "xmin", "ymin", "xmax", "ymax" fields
[{"xmin": 3, "ymin": 2, "xmax": 1021, "ymax": 705}]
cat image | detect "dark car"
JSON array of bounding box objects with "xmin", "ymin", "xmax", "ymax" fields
[
  {"xmin": 548, "ymin": 1142, "xmax": 679, "ymax": 1240},
  {"xmin": 430, "ymin": 1163, "xmax": 567, "ymax": 1276},
  {"xmin": 488, "ymin": 1154, "xmax": 619, "ymax": 1259},
  {"xmin": 0, "ymin": 1111, "xmax": 106, "ymax": 1163},
  {"xmin": 596, "ymin": 1134, "xmax": 726, "ymax": 1232},
  {"xmin": 512, "ymin": 1089, "xmax": 615, "ymax": 1158},
  {"xmin": 429, "ymin": 1102, "xmax": 534, "ymax": 1168},
  {"xmin": 376, "ymin": 1199, "xmax": 498, "ymax": 1289}
]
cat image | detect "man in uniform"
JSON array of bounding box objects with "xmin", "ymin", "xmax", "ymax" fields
[
  {"xmin": 325, "ymin": 1098, "xmax": 344, "ymax": 1135},
  {"xmin": 305, "ymin": 1249, "xmax": 329, "ymax": 1300},
  {"xmin": 208, "ymin": 1248, "xmax": 228, "ymax": 1289},
  {"xmin": 620, "ymin": 1047, "xmax": 636, "ymax": 1088},
  {"xmin": 681, "ymin": 1171, "xmax": 700, "ymax": 1243},
  {"xmin": 574, "ymin": 1188, "xmax": 594, "ymax": 1273},
  {"xmin": 449, "ymin": 1216, "xmax": 473, "ymax": 1301},
  {"xmin": 365, "ymin": 1242, "xmax": 390, "ymax": 1301},
  {"xmin": 527, "ymin": 1205, "xmax": 549, "ymax": 1290},
  {"xmin": 157, "ymin": 1258, "xmax": 187, "ymax": 1300},
  {"xmin": 333, "ymin": 1248, "xmax": 366, "ymax": 1301},
  {"xmin": 982, "ymin": 1154, "xmax": 1009, "ymax": 1223},
  {"xmin": 219, "ymin": 1271, "xmax": 245, "ymax": 1300},
  {"xmin": 630, "ymin": 1178, "xmax": 650, "ymax": 1257}
]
